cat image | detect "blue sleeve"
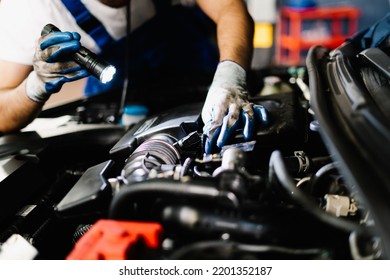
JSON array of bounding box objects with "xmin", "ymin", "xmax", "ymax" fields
[{"xmin": 349, "ymin": 13, "xmax": 390, "ymax": 50}]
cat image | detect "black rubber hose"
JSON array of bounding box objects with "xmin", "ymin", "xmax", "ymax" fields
[
  {"xmin": 168, "ymin": 240, "xmax": 326, "ymax": 260},
  {"xmin": 108, "ymin": 179, "xmax": 240, "ymax": 220},
  {"xmin": 308, "ymin": 162, "xmax": 339, "ymax": 195}
]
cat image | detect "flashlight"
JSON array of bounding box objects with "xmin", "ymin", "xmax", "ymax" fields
[{"xmin": 41, "ymin": 23, "xmax": 116, "ymax": 84}]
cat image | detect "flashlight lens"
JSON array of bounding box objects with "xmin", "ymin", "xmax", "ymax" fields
[{"xmin": 100, "ymin": 66, "xmax": 116, "ymax": 84}]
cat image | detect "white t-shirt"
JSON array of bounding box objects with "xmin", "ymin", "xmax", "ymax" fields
[{"xmin": 0, "ymin": 0, "xmax": 195, "ymax": 65}]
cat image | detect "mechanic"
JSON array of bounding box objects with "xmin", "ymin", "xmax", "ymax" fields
[{"xmin": 0, "ymin": 0, "xmax": 266, "ymax": 153}]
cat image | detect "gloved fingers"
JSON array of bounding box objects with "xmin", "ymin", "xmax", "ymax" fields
[
  {"xmin": 204, "ymin": 125, "xmax": 221, "ymax": 155},
  {"xmin": 215, "ymin": 102, "xmax": 241, "ymax": 148},
  {"xmin": 241, "ymin": 102, "xmax": 256, "ymax": 141},
  {"xmin": 42, "ymin": 41, "xmax": 81, "ymax": 62},
  {"xmin": 253, "ymin": 104, "xmax": 270, "ymax": 125},
  {"xmin": 241, "ymin": 102, "xmax": 255, "ymax": 140},
  {"xmin": 59, "ymin": 64, "xmax": 89, "ymax": 77},
  {"xmin": 40, "ymin": 31, "xmax": 79, "ymax": 49},
  {"xmin": 38, "ymin": 32, "xmax": 81, "ymax": 62},
  {"xmin": 63, "ymin": 68, "xmax": 90, "ymax": 80},
  {"xmin": 241, "ymin": 109, "xmax": 255, "ymax": 141},
  {"xmin": 242, "ymin": 102, "xmax": 254, "ymax": 119},
  {"xmin": 242, "ymin": 104, "xmax": 270, "ymax": 141},
  {"xmin": 216, "ymin": 112, "xmax": 240, "ymax": 148},
  {"xmin": 44, "ymin": 77, "xmax": 67, "ymax": 94},
  {"xmin": 226, "ymin": 102, "xmax": 241, "ymax": 128},
  {"xmin": 43, "ymin": 69, "xmax": 87, "ymax": 93},
  {"xmin": 34, "ymin": 61, "xmax": 89, "ymax": 94},
  {"xmin": 71, "ymin": 32, "xmax": 81, "ymax": 41},
  {"xmin": 203, "ymin": 104, "xmax": 225, "ymax": 136},
  {"xmin": 34, "ymin": 60, "xmax": 88, "ymax": 77},
  {"xmin": 202, "ymin": 105, "xmax": 222, "ymax": 154}
]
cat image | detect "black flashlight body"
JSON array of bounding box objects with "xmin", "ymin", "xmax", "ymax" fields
[
  {"xmin": 73, "ymin": 47, "xmax": 108, "ymax": 79},
  {"xmin": 41, "ymin": 23, "xmax": 116, "ymax": 83}
]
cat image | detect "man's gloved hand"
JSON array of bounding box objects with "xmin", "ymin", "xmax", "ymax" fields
[
  {"xmin": 26, "ymin": 31, "xmax": 90, "ymax": 103},
  {"xmin": 201, "ymin": 60, "xmax": 269, "ymax": 154}
]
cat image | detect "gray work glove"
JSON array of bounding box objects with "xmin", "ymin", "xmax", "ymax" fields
[
  {"xmin": 201, "ymin": 60, "xmax": 269, "ymax": 154},
  {"xmin": 26, "ymin": 31, "xmax": 90, "ymax": 103}
]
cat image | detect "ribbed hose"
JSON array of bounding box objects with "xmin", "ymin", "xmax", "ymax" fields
[
  {"xmin": 108, "ymin": 180, "xmax": 240, "ymax": 220},
  {"xmin": 121, "ymin": 138, "xmax": 181, "ymax": 180},
  {"xmin": 72, "ymin": 224, "xmax": 93, "ymax": 244}
]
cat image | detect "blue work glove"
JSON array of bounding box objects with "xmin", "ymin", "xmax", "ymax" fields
[
  {"xmin": 26, "ymin": 31, "xmax": 90, "ymax": 103},
  {"xmin": 349, "ymin": 12, "xmax": 390, "ymax": 50},
  {"xmin": 201, "ymin": 60, "xmax": 269, "ymax": 154}
]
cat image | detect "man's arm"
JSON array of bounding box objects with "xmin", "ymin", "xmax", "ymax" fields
[
  {"xmin": 0, "ymin": 60, "xmax": 43, "ymax": 133},
  {"xmin": 197, "ymin": 0, "xmax": 269, "ymax": 154},
  {"xmin": 196, "ymin": 0, "xmax": 254, "ymax": 69},
  {"xmin": 0, "ymin": 30, "xmax": 90, "ymax": 134}
]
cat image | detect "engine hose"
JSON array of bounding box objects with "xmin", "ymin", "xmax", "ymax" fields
[
  {"xmin": 283, "ymin": 154, "xmax": 332, "ymax": 176},
  {"xmin": 180, "ymin": 157, "xmax": 194, "ymax": 178},
  {"xmin": 108, "ymin": 180, "xmax": 240, "ymax": 220},
  {"xmin": 162, "ymin": 206, "xmax": 268, "ymax": 239},
  {"xmin": 167, "ymin": 240, "xmax": 327, "ymax": 260},
  {"xmin": 268, "ymin": 150, "xmax": 358, "ymax": 232},
  {"xmin": 308, "ymin": 162, "xmax": 339, "ymax": 196},
  {"xmin": 72, "ymin": 224, "xmax": 93, "ymax": 244},
  {"xmin": 121, "ymin": 137, "xmax": 181, "ymax": 181}
]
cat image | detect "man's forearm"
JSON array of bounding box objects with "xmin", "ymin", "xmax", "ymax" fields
[
  {"xmin": 216, "ymin": 2, "xmax": 254, "ymax": 69},
  {"xmin": 197, "ymin": 0, "xmax": 254, "ymax": 70},
  {"xmin": 0, "ymin": 81, "xmax": 43, "ymax": 133}
]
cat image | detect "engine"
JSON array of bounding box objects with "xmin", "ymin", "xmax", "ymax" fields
[
  {"xmin": 52, "ymin": 84, "xmax": 377, "ymax": 260},
  {"xmin": 0, "ymin": 53, "xmax": 386, "ymax": 260}
]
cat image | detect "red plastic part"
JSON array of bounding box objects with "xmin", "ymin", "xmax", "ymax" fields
[{"xmin": 66, "ymin": 220, "xmax": 163, "ymax": 260}]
